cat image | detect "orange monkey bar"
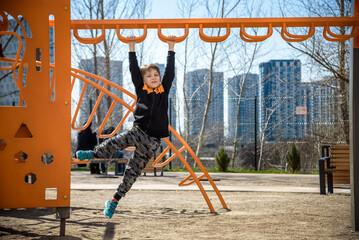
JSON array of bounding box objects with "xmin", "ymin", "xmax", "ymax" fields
[{"xmin": 53, "ymin": 17, "xmax": 359, "ymax": 44}]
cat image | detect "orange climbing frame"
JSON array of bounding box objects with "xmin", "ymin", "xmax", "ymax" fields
[
  {"xmin": 70, "ymin": 67, "xmax": 227, "ymax": 212},
  {"xmin": 0, "ymin": 1, "xmax": 71, "ymax": 209},
  {"xmin": 1, "ymin": 0, "xmax": 359, "ymax": 214},
  {"xmin": 66, "ymin": 16, "xmax": 359, "ymax": 44}
]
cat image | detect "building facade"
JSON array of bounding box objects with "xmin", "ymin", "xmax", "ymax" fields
[
  {"xmin": 227, "ymin": 73, "xmax": 259, "ymax": 142},
  {"xmin": 185, "ymin": 69, "xmax": 224, "ymax": 143},
  {"xmin": 259, "ymin": 59, "xmax": 302, "ymax": 141},
  {"xmin": 78, "ymin": 57, "xmax": 123, "ymax": 129}
]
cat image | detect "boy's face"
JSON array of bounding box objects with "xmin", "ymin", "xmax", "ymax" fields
[{"xmin": 143, "ymin": 69, "xmax": 161, "ymax": 89}]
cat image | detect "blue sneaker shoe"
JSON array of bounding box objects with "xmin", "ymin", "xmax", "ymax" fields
[
  {"xmin": 76, "ymin": 150, "xmax": 94, "ymax": 160},
  {"xmin": 104, "ymin": 200, "xmax": 118, "ymax": 219}
]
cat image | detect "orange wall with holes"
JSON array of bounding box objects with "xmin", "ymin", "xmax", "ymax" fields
[{"xmin": 0, "ymin": 0, "xmax": 71, "ymax": 208}]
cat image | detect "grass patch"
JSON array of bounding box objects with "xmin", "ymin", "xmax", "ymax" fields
[
  {"xmin": 72, "ymin": 165, "xmax": 318, "ymax": 175},
  {"xmin": 71, "ymin": 166, "xmax": 117, "ymax": 171},
  {"xmin": 163, "ymin": 167, "xmax": 318, "ymax": 174}
]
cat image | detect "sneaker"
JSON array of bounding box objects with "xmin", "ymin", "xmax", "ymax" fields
[
  {"xmin": 76, "ymin": 150, "xmax": 94, "ymax": 160},
  {"xmin": 104, "ymin": 200, "xmax": 118, "ymax": 219}
]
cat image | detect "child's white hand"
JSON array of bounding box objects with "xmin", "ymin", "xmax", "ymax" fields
[
  {"xmin": 128, "ymin": 35, "xmax": 136, "ymax": 52},
  {"xmin": 167, "ymin": 35, "xmax": 176, "ymax": 51},
  {"xmin": 128, "ymin": 35, "xmax": 136, "ymax": 42}
]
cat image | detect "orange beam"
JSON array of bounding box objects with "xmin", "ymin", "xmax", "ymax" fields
[
  {"xmin": 63, "ymin": 17, "xmax": 359, "ymax": 29},
  {"xmin": 53, "ymin": 17, "xmax": 359, "ymax": 44}
]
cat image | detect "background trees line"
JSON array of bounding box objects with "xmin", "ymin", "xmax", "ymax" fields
[{"xmin": 70, "ymin": 0, "xmax": 351, "ymax": 172}]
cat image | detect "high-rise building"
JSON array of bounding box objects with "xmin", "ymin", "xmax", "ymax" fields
[
  {"xmin": 259, "ymin": 59, "xmax": 302, "ymax": 141},
  {"xmin": 78, "ymin": 57, "xmax": 123, "ymax": 128},
  {"xmin": 185, "ymin": 69, "xmax": 224, "ymax": 142},
  {"xmin": 300, "ymin": 78, "xmax": 341, "ymax": 138},
  {"xmin": 227, "ymin": 73, "xmax": 259, "ymax": 142}
]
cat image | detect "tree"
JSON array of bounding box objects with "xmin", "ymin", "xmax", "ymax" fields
[
  {"xmin": 286, "ymin": 143, "xmax": 301, "ymax": 173},
  {"xmin": 194, "ymin": 0, "xmax": 241, "ymax": 166},
  {"xmin": 278, "ymin": 0, "xmax": 351, "ymax": 143},
  {"xmin": 177, "ymin": 0, "xmax": 200, "ymax": 163},
  {"xmin": 215, "ymin": 147, "xmax": 230, "ymax": 171},
  {"xmin": 71, "ymin": 0, "xmax": 151, "ymax": 129}
]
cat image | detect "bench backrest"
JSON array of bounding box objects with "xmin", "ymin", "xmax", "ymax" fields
[{"xmin": 329, "ymin": 145, "xmax": 350, "ymax": 184}]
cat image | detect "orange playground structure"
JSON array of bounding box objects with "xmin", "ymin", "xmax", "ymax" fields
[{"xmin": 1, "ymin": 0, "xmax": 359, "ymax": 236}]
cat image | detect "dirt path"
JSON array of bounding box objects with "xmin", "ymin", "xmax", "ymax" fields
[{"xmin": 1, "ymin": 189, "xmax": 359, "ymax": 239}]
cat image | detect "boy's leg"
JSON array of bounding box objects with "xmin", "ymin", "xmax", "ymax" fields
[
  {"xmin": 114, "ymin": 128, "xmax": 160, "ymax": 199},
  {"xmin": 93, "ymin": 130, "xmax": 136, "ymax": 158}
]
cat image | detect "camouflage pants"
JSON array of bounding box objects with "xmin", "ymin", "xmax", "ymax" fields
[{"xmin": 94, "ymin": 126, "xmax": 161, "ymax": 199}]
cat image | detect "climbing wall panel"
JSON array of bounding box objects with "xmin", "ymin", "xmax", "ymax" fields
[{"xmin": 0, "ymin": 0, "xmax": 71, "ymax": 208}]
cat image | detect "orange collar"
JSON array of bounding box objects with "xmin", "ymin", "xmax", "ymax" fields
[{"xmin": 142, "ymin": 83, "xmax": 164, "ymax": 94}]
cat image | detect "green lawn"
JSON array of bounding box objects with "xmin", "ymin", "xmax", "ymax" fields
[{"xmin": 71, "ymin": 165, "xmax": 318, "ymax": 174}]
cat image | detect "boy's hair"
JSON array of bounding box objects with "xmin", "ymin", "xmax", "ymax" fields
[{"xmin": 140, "ymin": 64, "xmax": 160, "ymax": 78}]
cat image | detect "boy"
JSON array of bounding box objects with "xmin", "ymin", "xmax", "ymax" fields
[{"xmin": 76, "ymin": 35, "xmax": 176, "ymax": 218}]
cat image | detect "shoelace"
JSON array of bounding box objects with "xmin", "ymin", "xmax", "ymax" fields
[{"xmin": 109, "ymin": 202, "xmax": 117, "ymax": 213}]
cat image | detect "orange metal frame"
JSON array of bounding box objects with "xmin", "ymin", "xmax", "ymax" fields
[
  {"xmin": 1, "ymin": 0, "xmax": 359, "ymax": 213},
  {"xmin": 67, "ymin": 17, "xmax": 359, "ymax": 44}
]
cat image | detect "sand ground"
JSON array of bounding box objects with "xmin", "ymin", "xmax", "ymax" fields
[{"xmin": 1, "ymin": 172, "xmax": 359, "ymax": 239}]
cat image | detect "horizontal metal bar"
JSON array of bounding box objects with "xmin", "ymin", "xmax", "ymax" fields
[{"xmin": 57, "ymin": 17, "xmax": 359, "ymax": 30}]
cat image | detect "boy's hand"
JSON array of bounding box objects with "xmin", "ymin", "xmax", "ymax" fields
[
  {"xmin": 128, "ymin": 35, "xmax": 136, "ymax": 52},
  {"xmin": 167, "ymin": 35, "xmax": 176, "ymax": 51}
]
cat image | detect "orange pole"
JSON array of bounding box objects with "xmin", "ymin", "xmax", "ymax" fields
[{"xmin": 63, "ymin": 17, "xmax": 359, "ymax": 29}]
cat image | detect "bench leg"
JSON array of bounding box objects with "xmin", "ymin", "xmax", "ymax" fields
[
  {"xmin": 319, "ymin": 159, "xmax": 326, "ymax": 195},
  {"xmin": 327, "ymin": 172, "xmax": 334, "ymax": 194}
]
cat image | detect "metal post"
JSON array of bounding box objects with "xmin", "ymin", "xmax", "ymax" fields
[
  {"xmin": 254, "ymin": 96, "xmax": 258, "ymax": 171},
  {"xmin": 351, "ymin": 0, "xmax": 359, "ymax": 231},
  {"xmin": 319, "ymin": 157, "xmax": 326, "ymax": 195},
  {"xmin": 55, "ymin": 207, "xmax": 71, "ymax": 236}
]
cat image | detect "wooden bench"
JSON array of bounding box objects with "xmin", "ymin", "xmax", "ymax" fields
[
  {"xmin": 319, "ymin": 145, "xmax": 350, "ymax": 194},
  {"xmin": 71, "ymin": 158, "xmax": 128, "ymax": 175},
  {"xmin": 142, "ymin": 157, "xmax": 163, "ymax": 176}
]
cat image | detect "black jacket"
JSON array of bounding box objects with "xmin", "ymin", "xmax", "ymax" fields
[
  {"xmin": 129, "ymin": 51, "xmax": 175, "ymax": 138},
  {"xmin": 75, "ymin": 128, "xmax": 97, "ymax": 151}
]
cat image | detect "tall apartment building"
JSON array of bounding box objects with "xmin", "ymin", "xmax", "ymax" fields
[
  {"xmin": 185, "ymin": 69, "xmax": 224, "ymax": 142},
  {"xmin": 259, "ymin": 59, "xmax": 302, "ymax": 141},
  {"xmin": 78, "ymin": 57, "xmax": 123, "ymax": 128},
  {"xmin": 227, "ymin": 73, "xmax": 259, "ymax": 142},
  {"xmin": 299, "ymin": 78, "xmax": 341, "ymax": 138}
]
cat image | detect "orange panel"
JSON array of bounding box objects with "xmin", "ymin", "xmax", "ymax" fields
[{"xmin": 0, "ymin": 0, "xmax": 71, "ymax": 208}]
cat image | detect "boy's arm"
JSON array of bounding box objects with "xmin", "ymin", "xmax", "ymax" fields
[
  {"xmin": 128, "ymin": 36, "xmax": 142, "ymax": 88},
  {"xmin": 162, "ymin": 37, "xmax": 176, "ymax": 92}
]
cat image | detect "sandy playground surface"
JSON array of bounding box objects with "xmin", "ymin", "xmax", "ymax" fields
[{"xmin": 1, "ymin": 172, "xmax": 359, "ymax": 239}]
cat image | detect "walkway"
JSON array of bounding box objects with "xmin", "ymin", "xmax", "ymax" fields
[{"xmin": 71, "ymin": 171, "xmax": 350, "ymax": 194}]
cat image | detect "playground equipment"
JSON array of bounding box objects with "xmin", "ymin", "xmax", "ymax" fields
[{"xmin": 1, "ymin": 0, "xmax": 359, "ymax": 236}]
